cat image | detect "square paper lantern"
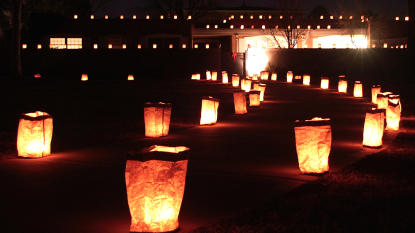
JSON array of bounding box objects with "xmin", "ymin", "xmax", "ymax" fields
[
  {"xmin": 321, "ymin": 77, "xmax": 329, "ymax": 89},
  {"xmin": 144, "ymin": 103, "xmax": 172, "ymax": 138},
  {"xmin": 386, "ymin": 99, "xmax": 400, "ymax": 131},
  {"xmin": 377, "ymin": 92, "xmax": 392, "ymax": 109},
  {"xmin": 125, "ymin": 145, "xmax": 189, "ymax": 233},
  {"xmin": 303, "ymin": 74, "xmax": 310, "ymax": 85},
  {"xmin": 211, "ymin": 71, "xmax": 218, "ymax": 81},
  {"xmin": 200, "ymin": 96, "xmax": 219, "ymax": 125},
  {"xmin": 233, "ymin": 90, "xmax": 247, "ymax": 114},
  {"xmin": 354, "ymin": 81, "xmax": 363, "ymax": 97},
  {"xmin": 232, "ymin": 74, "xmax": 240, "ymax": 87},
  {"xmin": 260, "ymin": 71, "xmax": 269, "ymax": 80},
  {"xmin": 252, "ymin": 74, "xmax": 258, "ymax": 80},
  {"xmin": 371, "ymin": 85, "xmax": 381, "ymax": 104},
  {"xmin": 271, "ymin": 72, "xmax": 277, "ymax": 81},
  {"xmin": 287, "ymin": 71, "xmax": 293, "ymax": 83},
  {"xmin": 191, "ymin": 74, "xmax": 197, "ymax": 80},
  {"xmin": 258, "ymin": 84, "xmax": 266, "ymax": 101},
  {"xmin": 128, "ymin": 74, "xmax": 134, "ymax": 81},
  {"xmin": 81, "ymin": 74, "xmax": 88, "ymax": 81},
  {"xmin": 17, "ymin": 111, "xmax": 53, "ymax": 158},
  {"xmin": 363, "ymin": 108, "xmax": 385, "ymax": 148},
  {"xmin": 206, "ymin": 70, "xmax": 211, "ymax": 80},
  {"xmin": 294, "ymin": 118, "xmax": 331, "ymax": 174},
  {"xmin": 338, "ymin": 79, "xmax": 347, "ymax": 93},
  {"xmin": 249, "ymin": 90, "xmax": 261, "ymax": 107},
  {"xmin": 222, "ymin": 71, "xmax": 228, "ymax": 83}
]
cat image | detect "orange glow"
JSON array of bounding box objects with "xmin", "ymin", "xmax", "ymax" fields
[
  {"xmin": 133, "ymin": 15, "xmax": 137, "ymax": 19},
  {"xmin": 271, "ymin": 72, "xmax": 277, "ymax": 81},
  {"xmin": 174, "ymin": 15, "xmax": 177, "ymax": 19},
  {"xmin": 371, "ymin": 85, "xmax": 381, "ymax": 104},
  {"xmin": 353, "ymin": 81, "xmax": 363, "ymax": 97},
  {"xmin": 81, "ymin": 74, "xmax": 88, "ymax": 81},
  {"xmin": 321, "ymin": 77, "xmax": 329, "ymax": 89},
  {"xmin": 396, "ymin": 16, "xmax": 400, "ymax": 21},
  {"xmin": 206, "ymin": 70, "xmax": 211, "ymax": 80},
  {"xmin": 93, "ymin": 44, "xmax": 98, "ymax": 49},
  {"xmin": 17, "ymin": 111, "xmax": 53, "ymax": 158},
  {"xmin": 242, "ymin": 79, "xmax": 251, "ymax": 92},
  {"xmin": 169, "ymin": 44, "xmax": 173, "ymax": 49},
  {"xmin": 211, "ymin": 71, "xmax": 218, "ymax": 81},
  {"xmin": 386, "ymin": 95, "xmax": 401, "ymax": 131},
  {"xmin": 146, "ymin": 15, "xmax": 150, "ymax": 19},
  {"xmin": 287, "ymin": 71, "xmax": 293, "ymax": 83},
  {"xmin": 153, "ymin": 44, "xmax": 157, "ymax": 49},
  {"xmin": 249, "ymin": 90, "xmax": 261, "ymax": 107},
  {"xmin": 303, "ymin": 74, "xmax": 310, "ymax": 85},
  {"xmin": 74, "ymin": 15, "xmax": 78, "ymax": 19},
  {"xmin": 90, "ymin": 15, "xmax": 94, "ymax": 19},
  {"xmin": 206, "ymin": 24, "xmax": 210, "ymax": 29},
  {"xmin": 128, "ymin": 74, "xmax": 134, "ymax": 81},
  {"xmin": 205, "ymin": 44, "xmax": 210, "ymax": 49},
  {"xmin": 405, "ymin": 16, "xmax": 409, "ymax": 21},
  {"xmin": 191, "ymin": 74, "xmax": 197, "ymax": 80},
  {"xmin": 252, "ymin": 74, "xmax": 258, "ymax": 80},
  {"xmin": 120, "ymin": 15, "xmax": 124, "ymax": 19},
  {"xmin": 34, "ymin": 73, "xmax": 41, "ymax": 78},
  {"xmin": 233, "ymin": 90, "xmax": 247, "ymax": 114},
  {"xmin": 258, "ymin": 83, "xmax": 266, "ymax": 101},
  {"xmin": 22, "ymin": 44, "xmax": 27, "ymax": 49},
  {"xmin": 194, "ymin": 44, "xmax": 198, "ymax": 48},
  {"xmin": 125, "ymin": 145, "xmax": 189, "ymax": 233},
  {"xmin": 182, "ymin": 44, "xmax": 186, "ymax": 49},
  {"xmin": 160, "ymin": 15, "xmax": 164, "ymax": 19},
  {"xmin": 144, "ymin": 103, "xmax": 171, "ymax": 137},
  {"xmin": 294, "ymin": 118, "xmax": 331, "ymax": 174},
  {"xmin": 338, "ymin": 79, "xmax": 347, "ymax": 93},
  {"xmin": 123, "ymin": 44, "xmax": 126, "ymax": 49},
  {"xmin": 37, "ymin": 44, "xmax": 42, "ymax": 49},
  {"xmin": 260, "ymin": 71, "xmax": 269, "ymax": 80},
  {"xmin": 320, "ymin": 15, "xmax": 324, "ymax": 19},
  {"xmin": 108, "ymin": 44, "xmax": 112, "ymax": 49},
  {"xmin": 377, "ymin": 92, "xmax": 392, "ymax": 109},
  {"xmin": 222, "ymin": 71, "xmax": 228, "ymax": 83},
  {"xmin": 383, "ymin": 43, "xmax": 388, "ymax": 48},
  {"xmin": 200, "ymin": 96, "xmax": 219, "ymax": 125},
  {"xmin": 105, "ymin": 15, "xmax": 108, "ymax": 19},
  {"xmin": 240, "ymin": 25, "xmax": 244, "ymax": 29},
  {"xmin": 188, "ymin": 15, "xmax": 192, "ymax": 20},
  {"xmin": 363, "ymin": 108, "xmax": 384, "ymax": 148},
  {"xmin": 137, "ymin": 44, "xmax": 142, "ymax": 49},
  {"xmin": 294, "ymin": 75, "xmax": 301, "ymax": 80},
  {"xmin": 232, "ymin": 74, "xmax": 240, "ymax": 87}
]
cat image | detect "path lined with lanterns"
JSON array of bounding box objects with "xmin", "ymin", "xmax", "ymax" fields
[{"xmin": 0, "ymin": 71, "xmax": 400, "ymax": 232}]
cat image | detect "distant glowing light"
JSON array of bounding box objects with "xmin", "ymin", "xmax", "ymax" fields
[
  {"xmin": 90, "ymin": 15, "xmax": 94, "ymax": 19},
  {"xmin": 223, "ymin": 19, "xmax": 226, "ymax": 23},
  {"xmin": 215, "ymin": 25, "xmax": 218, "ymax": 29},
  {"xmin": 259, "ymin": 15, "xmax": 263, "ymax": 19},
  {"xmin": 182, "ymin": 44, "xmax": 186, "ymax": 48},
  {"xmin": 174, "ymin": 15, "xmax": 177, "ymax": 19},
  {"xmin": 133, "ymin": 15, "xmax": 137, "ymax": 19},
  {"xmin": 194, "ymin": 44, "xmax": 198, "ymax": 48},
  {"xmin": 120, "ymin": 15, "xmax": 124, "ymax": 19},
  {"xmin": 405, "ymin": 16, "xmax": 409, "ymax": 21},
  {"xmin": 327, "ymin": 25, "xmax": 331, "ymax": 29},
  {"xmin": 153, "ymin": 44, "xmax": 157, "ymax": 49},
  {"xmin": 93, "ymin": 44, "xmax": 98, "ymax": 49},
  {"xmin": 280, "ymin": 15, "xmax": 283, "ymax": 19},
  {"xmin": 339, "ymin": 15, "xmax": 343, "ymax": 19},
  {"xmin": 160, "ymin": 15, "xmax": 164, "ymax": 19},
  {"xmin": 206, "ymin": 44, "xmax": 210, "ymax": 49},
  {"xmin": 262, "ymin": 25, "xmax": 265, "ymax": 29},
  {"xmin": 146, "ymin": 15, "xmax": 150, "ymax": 19},
  {"xmin": 320, "ymin": 15, "xmax": 324, "ymax": 19},
  {"xmin": 240, "ymin": 15, "xmax": 243, "ymax": 19},
  {"xmin": 105, "ymin": 15, "xmax": 108, "ymax": 19},
  {"xmin": 22, "ymin": 44, "xmax": 27, "ymax": 49},
  {"xmin": 206, "ymin": 24, "xmax": 210, "ymax": 28},
  {"xmin": 74, "ymin": 15, "xmax": 78, "ymax": 19},
  {"xmin": 108, "ymin": 44, "xmax": 112, "ymax": 49},
  {"xmin": 396, "ymin": 16, "xmax": 400, "ymax": 21},
  {"xmin": 241, "ymin": 25, "xmax": 244, "ymax": 29},
  {"xmin": 169, "ymin": 44, "xmax": 173, "ymax": 49},
  {"xmin": 330, "ymin": 15, "xmax": 333, "ymax": 19},
  {"xmin": 230, "ymin": 25, "xmax": 234, "ymax": 29},
  {"xmin": 187, "ymin": 15, "xmax": 192, "ymax": 20},
  {"xmin": 123, "ymin": 44, "xmax": 126, "ymax": 49},
  {"xmin": 384, "ymin": 43, "xmax": 388, "ymax": 48},
  {"xmin": 246, "ymin": 48, "xmax": 269, "ymax": 76},
  {"xmin": 137, "ymin": 44, "xmax": 141, "ymax": 49},
  {"xmin": 317, "ymin": 25, "xmax": 320, "ymax": 29}
]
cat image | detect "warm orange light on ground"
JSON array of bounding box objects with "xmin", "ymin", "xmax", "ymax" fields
[
  {"xmin": 206, "ymin": 70, "xmax": 211, "ymax": 80},
  {"xmin": 372, "ymin": 85, "xmax": 381, "ymax": 104},
  {"xmin": 321, "ymin": 77, "xmax": 329, "ymax": 89},
  {"xmin": 354, "ymin": 81, "xmax": 363, "ymax": 97},
  {"xmin": 233, "ymin": 90, "xmax": 247, "ymax": 114},
  {"xmin": 287, "ymin": 71, "xmax": 293, "ymax": 83},
  {"xmin": 144, "ymin": 103, "xmax": 171, "ymax": 137},
  {"xmin": 249, "ymin": 90, "xmax": 261, "ymax": 107},
  {"xmin": 386, "ymin": 98, "xmax": 400, "ymax": 131},
  {"xmin": 211, "ymin": 71, "xmax": 218, "ymax": 81},
  {"xmin": 232, "ymin": 74, "xmax": 240, "ymax": 87},
  {"xmin": 271, "ymin": 72, "xmax": 277, "ymax": 81},
  {"xmin": 363, "ymin": 108, "xmax": 384, "ymax": 148},
  {"xmin": 200, "ymin": 96, "xmax": 219, "ymax": 125},
  {"xmin": 294, "ymin": 118, "xmax": 331, "ymax": 174},
  {"xmin": 128, "ymin": 74, "xmax": 134, "ymax": 81},
  {"xmin": 303, "ymin": 74, "xmax": 310, "ymax": 85},
  {"xmin": 125, "ymin": 145, "xmax": 189, "ymax": 233},
  {"xmin": 34, "ymin": 73, "xmax": 41, "ymax": 78},
  {"xmin": 17, "ymin": 111, "xmax": 53, "ymax": 158},
  {"xmin": 222, "ymin": 71, "xmax": 228, "ymax": 83},
  {"xmin": 81, "ymin": 74, "xmax": 88, "ymax": 81},
  {"xmin": 338, "ymin": 79, "xmax": 347, "ymax": 93},
  {"xmin": 260, "ymin": 71, "xmax": 269, "ymax": 80}
]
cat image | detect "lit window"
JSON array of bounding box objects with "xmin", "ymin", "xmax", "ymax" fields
[
  {"xmin": 67, "ymin": 38, "xmax": 82, "ymax": 49},
  {"xmin": 50, "ymin": 38, "xmax": 65, "ymax": 49}
]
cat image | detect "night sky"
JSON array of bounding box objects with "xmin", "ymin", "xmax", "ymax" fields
[{"xmin": 99, "ymin": 0, "xmax": 408, "ymax": 19}]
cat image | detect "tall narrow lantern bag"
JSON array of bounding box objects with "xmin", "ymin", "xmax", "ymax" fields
[
  {"xmin": 271, "ymin": 72, "xmax": 277, "ymax": 81},
  {"xmin": 321, "ymin": 77, "xmax": 329, "ymax": 89},
  {"xmin": 386, "ymin": 98, "xmax": 400, "ymax": 131},
  {"xmin": 363, "ymin": 108, "xmax": 384, "ymax": 148},
  {"xmin": 303, "ymin": 74, "xmax": 310, "ymax": 85},
  {"xmin": 144, "ymin": 102, "xmax": 172, "ymax": 138},
  {"xmin": 233, "ymin": 90, "xmax": 247, "ymax": 114},
  {"xmin": 258, "ymin": 83, "xmax": 266, "ymax": 101},
  {"xmin": 200, "ymin": 96, "xmax": 219, "ymax": 125},
  {"xmin": 222, "ymin": 71, "xmax": 228, "ymax": 83},
  {"xmin": 371, "ymin": 85, "xmax": 381, "ymax": 104},
  {"xmin": 211, "ymin": 71, "xmax": 218, "ymax": 81},
  {"xmin": 206, "ymin": 70, "xmax": 212, "ymax": 80},
  {"xmin": 377, "ymin": 92, "xmax": 392, "ymax": 109},
  {"xmin": 249, "ymin": 90, "xmax": 261, "ymax": 107},
  {"xmin": 354, "ymin": 81, "xmax": 363, "ymax": 97},
  {"xmin": 232, "ymin": 74, "xmax": 240, "ymax": 87},
  {"xmin": 287, "ymin": 71, "xmax": 293, "ymax": 83},
  {"xmin": 294, "ymin": 118, "xmax": 331, "ymax": 174},
  {"xmin": 125, "ymin": 145, "xmax": 190, "ymax": 233},
  {"xmin": 17, "ymin": 111, "xmax": 53, "ymax": 158},
  {"xmin": 338, "ymin": 79, "xmax": 347, "ymax": 93}
]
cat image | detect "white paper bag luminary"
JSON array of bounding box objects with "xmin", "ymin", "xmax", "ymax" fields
[
  {"xmin": 287, "ymin": 71, "xmax": 293, "ymax": 83},
  {"xmin": 125, "ymin": 145, "xmax": 189, "ymax": 233},
  {"xmin": 222, "ymin": 71, "xmax": 228, "ymax": 83},
  {"xmin": 371, "ymin": 85, "xmax": 381, "ymax": 104},
  {"xmin": 294, "ymin": 118, "xmax": 331, "ymax": 174},
  {"xmin": 260, "ymin": 71, "xmax": 269, "ymax": 80},
  {"xmin": 386, "ymin": 98, "xmax": 400, "ymax": 131},
  {"xmin": 211, "ymin": 71, "xmax": 218, "ymax": 81},
  {"xmin": 233, "ymin": 90, "xmax": 247, "ymax": 114},
  {"xmin": 144, "ymin": 103, "xmax": 172, "ymax": 138},
  {"xmin": 17, "ymin": 111, "xmax": 53, "ymax": 158},
  {"xmin": 200, "ymin": 96, "xmax": 219, "ymax": 125},
  {"xmin": 363, "ymin": 108, "xmax": 384, "ymax": 148},
  {"xmin": 338, "ymin": 79, "xmax": 347, "ymax": 93},
  {"xmin": 354, "ymin": 81, "xmax": 363, "ymax": 97},
  {"xmin": 232, "ymin": 74, "xmax": 240, "ymax": 87},
  {"xmin": 321, "ymin": 77, "xmax": 329, "ymax": 89},
  {"xmin": 303, "ymin": 74, "xmax": 310, "ymax": 85},
  {"xmin": 271, "ymin": 72, "xmax": 277, "ymax": 81},
  {"xmin": 249, "ymin": 90, "xmax": 261, "ymax": 107}
]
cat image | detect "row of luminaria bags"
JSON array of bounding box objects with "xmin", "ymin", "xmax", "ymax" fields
[{"xmin": 16, "ymin": 71, "xmax": 401, "ymax": 232}]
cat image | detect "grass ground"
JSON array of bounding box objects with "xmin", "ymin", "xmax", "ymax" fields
[{"xmin": 191, "ymin": 119, "xmax": 415, "ymax": 233}]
